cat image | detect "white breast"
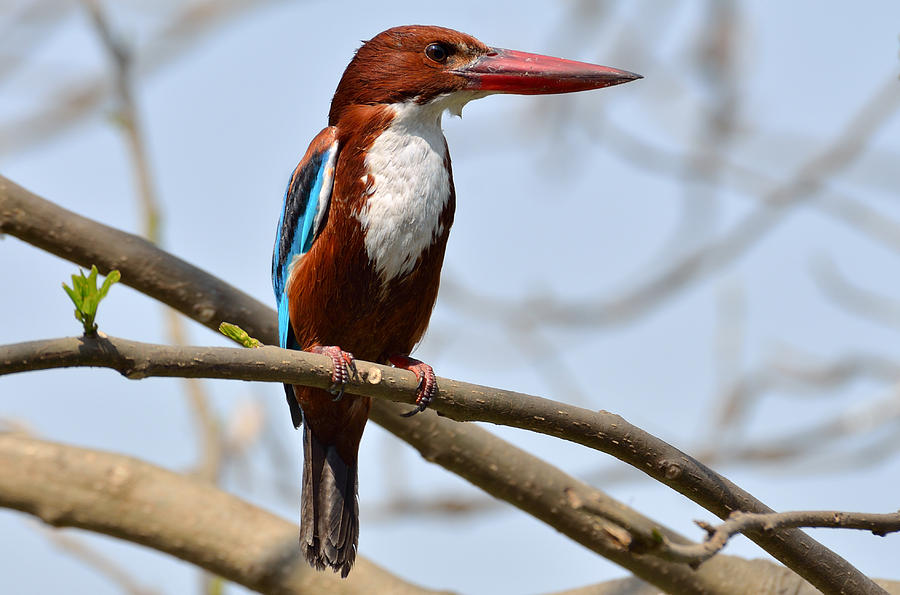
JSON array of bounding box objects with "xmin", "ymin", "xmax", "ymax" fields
[{"xmin": 357, "ymin": 101, "xmax": 451, "ymax": 282}]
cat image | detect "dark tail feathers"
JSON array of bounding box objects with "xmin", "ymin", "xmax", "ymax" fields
[{"xmin": 301, "ymin": 425, "xmax": 359, "ymax": 578}]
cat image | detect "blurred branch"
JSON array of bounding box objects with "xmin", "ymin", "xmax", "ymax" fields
[
  {"xmin": 727, "ymin": 383, "xmax": 900, "ymax": 471},
  {"xmin": 39, "ymin": 528, "xmax": 161, "ymax": 595},
  {"xmin": 814, "ymin": 256, "xmax": 900, "ymax": 330},
  {"xmin": 504, "ymin": 316, "xmax": 592, "ymax": 405},
  {"xmin": 574, "ymin": 351, "xmax": 900, "ymax": 492},
  {"xmin": 365, "ymin": 492, "xmax": 499, "ymax": 522},
  {"xmin": 655, "ymin": 0, "xmax": 739, "ymax": 259},
  {"xmin": 713, "ymin": 347, "xmax": 900, "ymax": 438},
  {"xmin": 817, "ymin": 194, "xmax": 900, "ymax": 254},
  {"xmin": 0, "ymin": 0, "xmax": 282, "ymax": 156},
  {"xmin": 443, "ymin": 75, "xmax": 900, "ymax": 330},
  {"xmin": 695, "ymin": 346, "xmax": 900, "ymax": 472},
  {"xmin": 84, "ymin": 0, "xmax": 161, "ymax": 240},
  {"xmin": 600, "ymin": 119, "xmax": 900, "ymax": 258},
  {"xmin": 711, "ymin": 282, "xmax": 745, "ymax": 440},
  {"xmin": 0, "ymin": 433, "xmax": 445, "ymax": 595},
  {"xmin": 0, "ymin": 177, "xmax": 888, "ymax": 594},
  {"xmin": 84, "ymin": 0, "xmax": 224, "ymax": 490},
  {"xmin": 0, "ymin": 0, "xmax": 72, "ymax": 83},
  {"xmin": 553, "ymin": 570, "xmax": 900, "ymax": 595}
]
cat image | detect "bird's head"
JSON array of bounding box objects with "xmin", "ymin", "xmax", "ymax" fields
[{"xmin": 328, "ymin": 25, "xmax": 640, "ymax": 125}]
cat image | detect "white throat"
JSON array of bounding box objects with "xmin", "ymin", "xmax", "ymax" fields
[{"xmin": 357, "ymin": 101, "xmax": 453, "ymax": 281}]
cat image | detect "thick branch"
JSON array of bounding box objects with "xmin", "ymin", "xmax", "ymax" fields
[
  {"xmin": 3, "ymin": 333, "xmax": 893, "ymax": 593},
  {"xmin": 0, "ymin": 176, "xmax": 277, "ymax": 343},
  {"xmin": 0, "ymin": 433, "xmax": 444, "ymax": 595},
  {"xmin": 0, "ymin": 334, "xmax": 748, "ymax": 594},
  {"xmin": 16, "ymin": 436, "xmax": 889, "ymax": 595},
  {"xmin": 553, "ymin": 571, "xmax": 900, "ymax": 595},
  {"xmin": 0, "ymin": 176, "xmax": 887, "ymax": 594}
]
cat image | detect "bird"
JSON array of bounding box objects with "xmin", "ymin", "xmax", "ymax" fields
[{"xmin": 271, "ymin": 24, "xmax": 640, "ymax": 578}]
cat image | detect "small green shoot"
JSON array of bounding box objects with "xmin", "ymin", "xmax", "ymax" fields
[
  {"xmin": 62, "ymin": 265, "xmax": 121, "ymax": 335},
  {"xmin": 219, "ymin": 322, "xmax": 262, "ymax": 348}
]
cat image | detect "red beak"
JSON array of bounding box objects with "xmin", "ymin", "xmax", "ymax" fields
[{"xmin": 455, "ymin": 48, "xmax": 641, "ymax": 95}]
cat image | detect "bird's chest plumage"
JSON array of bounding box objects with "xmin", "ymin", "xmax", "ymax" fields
[
  {"xmin": 356, "ymin": 103, "xmax": 452, "ymax": 282},
  {"xmin": 287, "ymin": 103, "xmax": 455, "ymax": 361}
]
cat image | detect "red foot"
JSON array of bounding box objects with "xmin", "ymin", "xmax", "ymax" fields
[
  {"xmin": 310, "ymin": 345, "xmax": 356, "ymax": 400},
  {"xmin": 389, "ymin": 354, "xmax": 437, "ymax": 417}
]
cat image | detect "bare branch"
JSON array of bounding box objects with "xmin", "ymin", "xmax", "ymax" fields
[
  {"xmin": 0, "ymin": 433, "xmax": 447, "ymax": 595},
  {"xmin": 20, "ymin": 437, "xmax": 897, "ymax": 595},
  {"xmin": 2, "ymin": 339, "xmax": 753, "ymax": 593},
  {"xmin": 3, "ymin": 333, "xmax": 893, "ymax": 593},
  {"xmin": 0, "ymin": 177, "xmax": 888, "ymax": 594},
  {"xmin": 660, "ymin": 510, "xmax": 900, "ymax": 567}
]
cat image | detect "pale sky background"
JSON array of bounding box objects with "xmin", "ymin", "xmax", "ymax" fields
[{"xmin": 2, "ymin": 1, "xmax": 900, "ymax": 593}]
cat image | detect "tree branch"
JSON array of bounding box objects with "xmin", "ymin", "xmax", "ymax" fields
[
  {"xmin": 17, "ymin": 435, "xmax": 893, "ymax": 595},
  {"xmin": 0, "ymin": 433, "xmax": 446, "ymax": 595},
  {"xmin": 0, "ymin": 175, "xmax": 277, "ymax": 343},
  {"xmin": 3, "ymin": 332, "xmax": 894, "ymax": 593},
  {"xmin": 814, "ymin": 256, "xmax": 900, "ymax": 331},
  {"xmin": 0, "ymin": 334, "xmax": 743, "ymax": 593},
  {"xmin": 84, "ymin": 0, "xmax": 226, "ymax": 492},
  {"xmin": 661, "ymin": 510, "xmax": 900, "ymax": 567},
  {"xmin": 0, "ymin": 175, "xmax": 889, "ymax": 594}
]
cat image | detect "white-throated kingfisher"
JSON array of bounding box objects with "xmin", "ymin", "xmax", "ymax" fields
[{"xmin": 271, "ymin": 25, "xmax": 640, "ymax": 577}]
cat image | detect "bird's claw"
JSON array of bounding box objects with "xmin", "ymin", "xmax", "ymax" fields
[
  {"xmin": 310, "ymin": 346, "xmax": 356, "ymax": 401},
  {"xmin": 389, "ymin": 355, "xmax": 437, "ymax": 417}
]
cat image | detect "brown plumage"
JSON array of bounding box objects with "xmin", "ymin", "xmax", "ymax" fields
[
  {"xmin": 287, "ymin": 103, "xmax": 454, "ymax": 575},
  {"xmin": 274, "ymin": 24, "xmax": 640, "ymax": 578},
  {"xmin": 329, "ymin": 26, "xmax": 490, "ymax": 125}
]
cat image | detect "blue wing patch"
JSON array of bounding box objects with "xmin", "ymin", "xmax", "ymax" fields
[
  {"xmin": 271, "ymin": 132, "xmax": 338, "ymax": 350},
  {"xmin": 272, "ymin": 130, "xmax": 337, "ymax": 429}
]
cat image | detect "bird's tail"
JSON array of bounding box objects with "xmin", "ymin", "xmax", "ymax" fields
[{"xmin": 301, "ymin": 423, "xmax": 359, "ymax": 578}]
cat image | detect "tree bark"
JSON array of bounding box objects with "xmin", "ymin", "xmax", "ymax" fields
[{"xmin": 0, "ymin": 433, "xmax": 447, "ymax": 595}]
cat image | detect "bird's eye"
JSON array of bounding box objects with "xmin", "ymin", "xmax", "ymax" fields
[{"xmin": 425, "ymin": 43, "xmax": 449, "ymax": 64}]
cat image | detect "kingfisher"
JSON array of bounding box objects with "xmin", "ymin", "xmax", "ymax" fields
[{"xmin": 272, "ymin": 25, "xmax": 639, "ymax": 577}]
